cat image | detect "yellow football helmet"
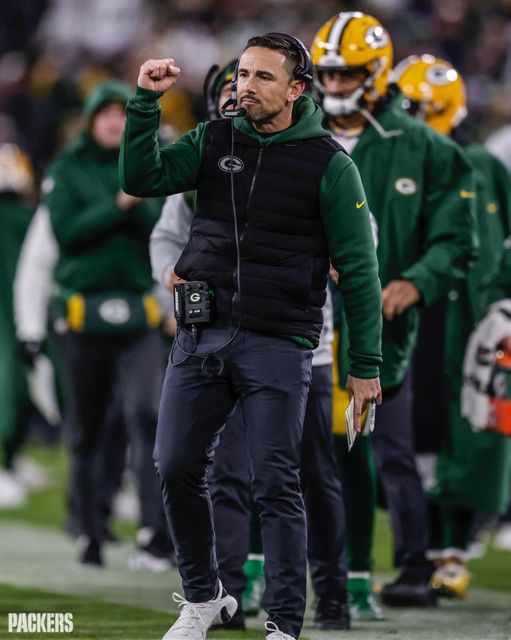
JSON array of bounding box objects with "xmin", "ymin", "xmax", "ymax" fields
[
  {"xmin": 311, "ymin": 12, "xmax": 393, "ymax": 115},
  {"xmin": 0, "ymin": 143, "xmax": 34, "ymax": 197},
  {"xmin": 392, "ymin": 54, "xmax": 467, "ymax": 135}
]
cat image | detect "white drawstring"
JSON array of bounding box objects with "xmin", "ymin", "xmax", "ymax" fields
[{"xmin": 360, "ymin": 108, "xmax": 403, "ymax": 139}]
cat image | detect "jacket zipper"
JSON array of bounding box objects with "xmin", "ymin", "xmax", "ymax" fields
[{"xmin": 232, "ymin": 147, "xmax": 264, "ymax": 312}]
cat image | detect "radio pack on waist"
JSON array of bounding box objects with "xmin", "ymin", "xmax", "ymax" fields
[
  {"xmin": 52, "ymin": 290, "xmax": 162, "ymax": 334},
  {"xmin": 174, "ymin": 281, "xmax": 215, "ymax": 328}
]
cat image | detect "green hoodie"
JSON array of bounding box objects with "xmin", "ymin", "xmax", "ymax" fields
[
  {"xmin": 43, "ymin": 80, "xmax": 164, "ymax": 295},
  {"xmin": 82, "ymin": 80, "xmax": 133, "ymax": 126},
  {"xmin": 335, "ymin": 91, "xmax": 477, "ymax": 389},
  {"xmin": 120, "ymin": 88, "xmax": 382, "ymax": 379}
]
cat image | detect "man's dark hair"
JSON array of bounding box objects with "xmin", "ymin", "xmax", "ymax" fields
[{"xmin": 243, "ymin": 34, "xmax": 301, "ymax": 80}]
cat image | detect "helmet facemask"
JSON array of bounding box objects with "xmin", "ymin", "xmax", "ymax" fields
[{"xmin": 315, "ymin": 66, "xmax": 372, "ymax": 116}]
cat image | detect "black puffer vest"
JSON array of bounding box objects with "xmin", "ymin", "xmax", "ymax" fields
[{"xmin": 175, "ymin": 119, "xmax": 342, "ymax": 345}]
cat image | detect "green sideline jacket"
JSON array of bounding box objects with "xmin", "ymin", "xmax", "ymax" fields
[
  {"xmin": 0, "ymin": 196, "xmax": 33, "ymax": 451},
  {"xmin": 435, "ymin": 143, "xmax": 511, "ymax": 514},
  {"xmin": 43, "ymin": 83, "xmax": 163, "ymax": 296},
  {"xmin": 475, "ymin": 144, "xmax": 511, "ymax": 308},
  {"xmin": 485, "ymin": 238, "xmax": 511, "ymax": 305},
  {"xmin": 346, "ymin": 92, "xmax": 477, "ymax": 390},
  {"xmin": 120, "ymin": 88, "xmax": 382, "ymax": 379}
]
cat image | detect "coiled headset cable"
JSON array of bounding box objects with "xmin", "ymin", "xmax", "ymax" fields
[{"xmin": 170, "ymin": 117, "xmax": 242, "ymax": 378}]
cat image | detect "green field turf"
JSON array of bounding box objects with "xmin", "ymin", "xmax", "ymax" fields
[
  {"xmin": 0, "ymin": 584, "xmax": 174, "ymax": 640},
  {"xmin": 0, "ymin": 444, "xmax": 510, "ymax": 639}
]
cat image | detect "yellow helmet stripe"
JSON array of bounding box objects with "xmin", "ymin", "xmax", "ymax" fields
[{"xmin": 389, "ymin": 54, "xmax": 421, "ymax": 85}]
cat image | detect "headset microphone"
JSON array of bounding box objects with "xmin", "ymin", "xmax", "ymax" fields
[
  {"xmin": 220, "ymin": 59, "xmax": 247, "ymax": 117},
  {"xmin": 220, "ymin": 97, "xmax": 246, "ymax": 118}
]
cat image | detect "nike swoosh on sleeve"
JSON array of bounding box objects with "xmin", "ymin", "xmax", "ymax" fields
[
  {"xmin": 356, "ymin": 200, "xmax": 366, "ymax": 209},
  {"xmin": 460, "ymin": 190, "xmax": 475, "ymax": 199}
]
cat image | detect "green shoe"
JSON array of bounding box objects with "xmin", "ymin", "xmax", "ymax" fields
[
  {"xmin": 348, "ymin": 576, "xmax": 385, "ymax": 621},
  {"xmin": 242, "ymin": 556, "xmax": 265, "ymax": 616}
]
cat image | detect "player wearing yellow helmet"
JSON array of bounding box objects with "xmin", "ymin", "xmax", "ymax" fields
[
  {"xmin": 394, "ymin": 54, "xmax": 511, "ymax": 600},
  {"xmin": 312, "ymin": 12, "xmax": 392, "ymax": 119},
  {"xmin": 392, "ymin": 54, "xmax": 467, "ymax": 135},
  {"xmin": 311, "ymin": 11, "xmax": 478, "ymax": 612}
]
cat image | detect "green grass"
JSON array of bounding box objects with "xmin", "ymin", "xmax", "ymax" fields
[
  {"xmin": 469, "ymin": 543, "xmax": 511, "ymax": 590},
  {"xmin": 0, "ymin": 583, "xmax": 266, "ymax": 640},
  {"xmin": 1, "ymin": 443, "xmax": 510, "ymax": 640},
  {"xmin": 2, "ymin": 443, "xmax": 511, "ymax": 593},
  {"xmin": 371, "ymin": 504, "xmax": 511, "ymax": 590},
  {"xmin": 0, "ymin": 583, "xmax": 172, "ymax": 640},
  {"xmin": 0, "ymin": 444, "xmax": 68, "ymax": 529},
  {"xmin": 0, "ymin": 444, "xmax": 137, "ymax": 539}
]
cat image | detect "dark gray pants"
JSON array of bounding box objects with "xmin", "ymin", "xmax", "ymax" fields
[
  {"xmin": 56, "ymin": 329, "xmax": 166, "ymax": 540},
  {"xmin": 302, "ymin": 364, "xmax": 347, "ymax": 597},
  {"xmin": 209, "ymin": 364, "xmax": 347, "ymax": 605},
  {"xmin": 154, "ymin": 328, "xmax": 312, "ymax": 638},
  {"xmin": 371, "ymin": 372, "xmax": 429, "ymax": 567}
]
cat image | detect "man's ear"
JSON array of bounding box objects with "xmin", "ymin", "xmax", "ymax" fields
[{"xmin": 287, "ymin": 80, "xmax": 305, "ymax": 103}]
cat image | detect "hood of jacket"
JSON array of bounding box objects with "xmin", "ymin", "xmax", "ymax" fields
[
  {"xmin": 82, "ymin": 80, "xmax": 133, "ymax": 127},
  {"xmin": 234, "ymin": 95, "xmax": 331, "ymax": 146}
]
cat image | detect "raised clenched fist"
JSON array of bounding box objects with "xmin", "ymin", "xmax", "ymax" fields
[{"xmin": 137, "ymin": 58, "xmax": 181, "ymax": 93}]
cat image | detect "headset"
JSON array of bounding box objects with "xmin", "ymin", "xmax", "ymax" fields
[
  {"xmin": 221, "ymin": 32, "xmax": 314, "ymax": 117},
  {"xmin": 220, "ymin": 59, "xmax": 246, "ymax": 118},
  {"xmin": 267, "ymin": 32, "xmax": 314, "ymax": 83}
]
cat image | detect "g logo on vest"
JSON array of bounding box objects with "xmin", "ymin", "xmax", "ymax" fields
[
  {"xmin": 395, "ymin": 177, "xmax": 417, "ymax": 195},
  {"xmin": 218, "ymin": 155, "xmax": 244, "ymax": 173}
]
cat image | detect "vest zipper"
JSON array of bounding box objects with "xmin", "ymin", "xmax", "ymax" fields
[
  {"xmin": 244, "ymin": 147, "xmax": 264, "ymax": 233},
  {"xmin": 232, "ymin": 147, "xmax": 264, "ymax": 311}
]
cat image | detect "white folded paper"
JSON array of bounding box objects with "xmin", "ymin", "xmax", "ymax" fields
[{"xmin": 345, "ymin": 398, "xmax": 376, "ymax": 451}]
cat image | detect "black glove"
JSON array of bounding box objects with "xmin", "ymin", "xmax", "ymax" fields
[{"xmin": 19, "ymin": 341, "xmax": 41, "ymax": 368}]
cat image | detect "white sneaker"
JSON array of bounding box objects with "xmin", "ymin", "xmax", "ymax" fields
[
  {"xmin": 265, "ymin": 621, "xmax": 296, "ymax": 640},
  {"xmin": 0, "ymin": 469, "xmax": 27, "ymax": 509},
  {"xmin": 13, "ymin": 456, "xmax": 51, "ymax": 490},
  {"xmin": 494, "ymin": 524, "xmax": 511, "ymax": 551},
  {"xmin": 162, "ymin": 581, "xmax": 237, "ymax": 640},
  {"xmin": 129, "ymin": 528, "xmax": 175, "ymax": 573}
]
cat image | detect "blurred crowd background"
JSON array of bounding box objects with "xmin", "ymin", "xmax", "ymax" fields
[
  {"xmin": 3, "ymin": 0, "xmax": 511, "ymax": 185},
  {"xmin": 1, "ymin": 0, "xmax": 511, "ymax": 619}
]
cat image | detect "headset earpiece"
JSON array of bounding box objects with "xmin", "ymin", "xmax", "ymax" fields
[{"xmin": 264, "ymin": 32, "xmax": 314, "ymax": 83}]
